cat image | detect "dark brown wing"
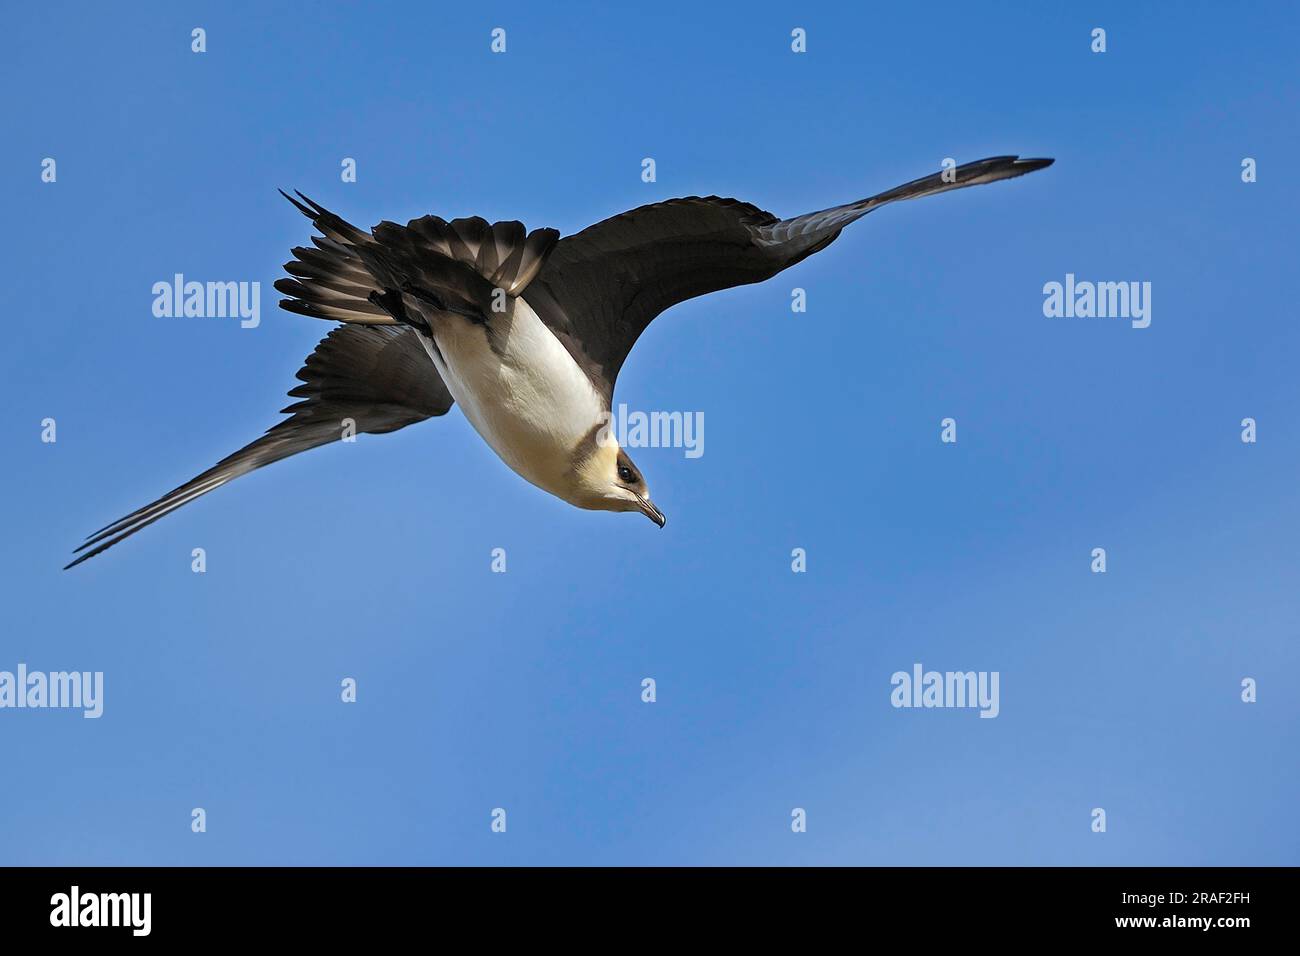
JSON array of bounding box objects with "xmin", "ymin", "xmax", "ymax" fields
[
  {"xmin": 66, "ymin": 325, "xmax": 453, "ymax": 568},
  {"xmin": 525, "ymin": 156, "xmax": 1053, "ymax": 399},
  {"xmin": 523, "ymin": 196, "xmax": 787, "ymax": 400}
]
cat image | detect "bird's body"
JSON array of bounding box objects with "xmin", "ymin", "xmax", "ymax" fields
[
  {"xmin": 418, "ymin": 295, "xmax": 607, "ymax": 505},
  {"xmin": 67, "ymin": 155, "xmax": 1053, "ymax": 567}
]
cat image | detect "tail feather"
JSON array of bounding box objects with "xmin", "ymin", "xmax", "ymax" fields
[
  {"xmin": 275, "ymin": 190, "xmax": 561, "ymax": 325},
  {"xmin": 275, "ymin": 191, "xmax": 395, "ymax": 325}
]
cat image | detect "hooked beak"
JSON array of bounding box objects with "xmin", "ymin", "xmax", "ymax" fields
[{"xmin": 637, "ymin": 496, "xmax": 666, "ymax": 528}]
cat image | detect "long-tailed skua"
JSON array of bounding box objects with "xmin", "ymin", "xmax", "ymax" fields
[{"xmin": 66, "ymin": 155, "xmax": 1053, "ymax": 568}]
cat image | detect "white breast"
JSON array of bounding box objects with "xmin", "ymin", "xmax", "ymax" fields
[{"xmin": 418, "ymin": 297, "xmax": 605, "ymax": 499}]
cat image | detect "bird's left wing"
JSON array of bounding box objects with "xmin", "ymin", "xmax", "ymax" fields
[
  {"xmin": 523, "ymin": 195, "xmax": 784, "ymax": 400},
  {"xmin": 65, "ymin": 324, "xmax": 454, "ymax": 568},
  {"xmin": 525, "ymin": 155, "xmax": 1053, "ymax": 400}
]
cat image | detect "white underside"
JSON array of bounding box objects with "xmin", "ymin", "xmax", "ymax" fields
[{"xmin": 416, "ymin": 297, "xmax": 606, "ymax": 501}]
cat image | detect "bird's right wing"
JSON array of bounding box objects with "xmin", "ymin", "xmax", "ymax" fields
[
  {"xmin": 66, "ymin": 324, "xmax": 454, "ymax": 568},
  {"xmin": 526, "ymin": 156, "xmax": 1053, "ymax": 400}
]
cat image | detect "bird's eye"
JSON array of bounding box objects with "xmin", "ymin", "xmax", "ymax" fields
[{"xmin": 618, "ymin": 465, "xmax": 635, "ymax": 483}]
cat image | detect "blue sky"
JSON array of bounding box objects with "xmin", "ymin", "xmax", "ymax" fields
[{"xmin": 1, "ymin": 1, "xmax": 1296, "ymax": 865}]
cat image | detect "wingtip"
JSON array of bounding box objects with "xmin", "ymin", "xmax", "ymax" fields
[{"xmin": 64, "ymin": 541, "xmax": 107, "ymax": 570}]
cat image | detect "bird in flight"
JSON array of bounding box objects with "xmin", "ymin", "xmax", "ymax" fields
[{"xmin": 66, "ymin": 155, "xmax": 1053, "ymax": 568}]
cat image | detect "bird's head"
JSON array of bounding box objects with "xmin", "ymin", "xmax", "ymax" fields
[{"xmin": 573, "ymin": 441, "xmax": 665, "ymax": 527}]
